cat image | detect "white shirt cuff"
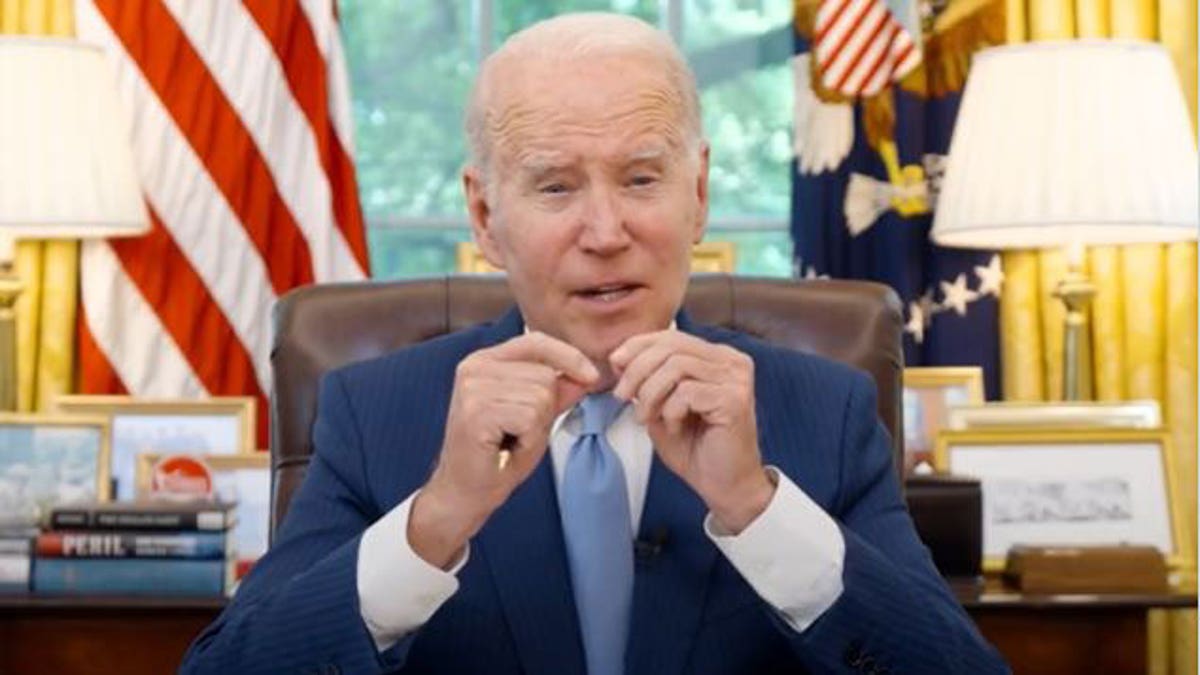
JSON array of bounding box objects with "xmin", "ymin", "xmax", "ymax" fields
[
  {"xmin": 357, "ymin": 491, "xmax": 468, "ymax": 651},
  {"xmin": 704, "ymin": 466, "xmax": 845, "ymax": 633}
]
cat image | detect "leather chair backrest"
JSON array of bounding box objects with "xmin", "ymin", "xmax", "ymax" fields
[{"xmin": 270, "ymin": 275, "xmax": 904, "ymax": 534}]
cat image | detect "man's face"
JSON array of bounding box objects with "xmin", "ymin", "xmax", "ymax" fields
[{"xmin": 465, "ymin": 54, "xmax": 709, "ymax": 376}]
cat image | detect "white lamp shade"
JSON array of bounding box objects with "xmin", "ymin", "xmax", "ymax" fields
[
  {"xmin": 0, "ymin": 37, "xmax": 148, "ymax": 239},
  {"xmin": 932, "ymin": 40, "xmax": 1199, "ymax": 249}
]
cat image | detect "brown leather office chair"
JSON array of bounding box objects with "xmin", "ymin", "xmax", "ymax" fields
[{"xmin": 269, "ymin": 275, "xmax": 904, "ymax": 535}]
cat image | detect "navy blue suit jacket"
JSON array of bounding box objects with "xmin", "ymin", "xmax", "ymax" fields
[{"xmin": 181, "ymin": 309, "xmax": 1007, "ymax": 674}]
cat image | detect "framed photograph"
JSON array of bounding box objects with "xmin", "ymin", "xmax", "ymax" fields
[
  {"xmin": 53, "ymin": 396, "xmax": 256, "ymax": 501},
  {"xmin": 934, "ymin": 428, "xmax": 1184, "ymax": 572},
  {"xmin": 0, "ymin": 414, "xmax": 111, "ymax": 528},
  {"xmin": 136, "ymin": 452, "xmax": 270, "ymax": 567},
  {"xmin": 946, "ymin": 400, "xmax": 1161, "ymax": 431},
  {"xmin": 903, "ymin": 367, "xmax": 985, "ymax": 473}
]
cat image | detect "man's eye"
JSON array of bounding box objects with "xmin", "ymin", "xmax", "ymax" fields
[
  {"xmin": 538, "ymin": 183, "xmax": 569, "ymax": 195},
  {"xmin": 629, "ymin": 175, "xmax": 658, "ymax": 187}
]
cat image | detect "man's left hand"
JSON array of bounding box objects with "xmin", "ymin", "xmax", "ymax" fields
[{"xmin": 610, "ymin": 331, "xmax": 774, "ymax": 534}]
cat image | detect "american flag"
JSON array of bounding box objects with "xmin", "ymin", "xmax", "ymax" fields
[
  {"xmin": 793, "ymin": 0, "xmax": 1004, "ymax": 398},
  {"xmin": 74, "ymin": 0, "xmax": 370, "ymax": 446},
  {"xmin": 812, "ymin": 0, "xmax": 921, "ymax": 97}
]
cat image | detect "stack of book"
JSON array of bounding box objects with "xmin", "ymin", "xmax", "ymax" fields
[{"xmin": 32, "ymin": 501, "xmax": 237, "ymax": 597}]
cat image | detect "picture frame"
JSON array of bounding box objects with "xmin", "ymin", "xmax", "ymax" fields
[
  {"xmin": 902, "ymin": 367, "xmax": 985, "ymax": 473},
  {"xmin": 946, "ymin": 400, "xmax": 1161, "ymax": 431},
  {"xmin": 934, "ymin": 428, "xmax": 1183, "ymax": 572},
  {"xmin": 52, "ymin": 396, "xmax": 256, "ymax": 502},
  {"xmin": 0, "ymin": 414, "xmax": 111, "ymax": 528},
  {"xmin": 455, "ymin": 240, "xmax": 736, "ymax": 274},
  {"xmin": 135, "ymin": 452, "xmax": 271, "ymax": 567}
]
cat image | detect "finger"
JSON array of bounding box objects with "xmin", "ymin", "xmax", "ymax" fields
[
  {"xmin": 608, "ymin": 330, "xmax": 677, "ymax": 372},
  {"xmin": 489, "ymin": 360, "xmax": 590, "ymax": 414},
  {"xmin": 485, "ymin": 379, "xmax": 557, "ymax": 414},
  {"xmin": 611, "ymin": 329, "xmax": 720, "ymax": 372},
  {"xmin": 479, "ymin": 400, "xmax": 553, "ymax": 461},
  {"xmin": 466, "ymin": 362, "xmax": 559, "ymax": 397},
  {"xmin": 658, "ymin": 380, "xmax": 715, "ymax": 436},
  {"xmin": 463, "ymin": 348, "xmax": 591, "ymax": 415},
  {"xmin": 489, "ymin": 332, "xmax": 599, "ymax": 385},
  {"xmin": 612, "ymin": 333, "xmax": 725, "ymax": 401},
  {"xmin": 484, "ymin": 371, "xmax": 587, "ymax": 418},
  {"xmin": 634, "ymin": 353, "xmax": 721, "ymax": 422},
  {"xmin": 612, "ymin": 340, "xmax": 675, "ymax": 402}
]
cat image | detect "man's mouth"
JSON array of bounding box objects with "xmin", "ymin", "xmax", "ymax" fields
[{"xmin": 574, "ymin": 283, "xmax": 642, "ymax": 303}]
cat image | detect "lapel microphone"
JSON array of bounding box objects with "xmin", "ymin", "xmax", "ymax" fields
[{"xmin": 633, "ymin": 526, "xmax": 670, "ymax": 561}]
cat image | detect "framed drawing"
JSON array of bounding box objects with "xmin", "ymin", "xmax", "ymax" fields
[
  {"xmin": 946, "ymin": 400, "xmax": 1161, "ymax": 431},
  {"xmin": 53, "ymin": 396, "xmax": 256, "ymax": 501},
  {"xmin": 902, "ymin": 367, "xmax": 985, "ymax": 473},
  {"xmin": 136, "ymin": 452, "xmax": 270, "ymax": 569},
  {"xmin": 0, "ymin": 414, "xmax": 111, "ymax": 528},
  {"xmin": 934, "ymin": 428, "xmax": 1183, "ymax": 572}
]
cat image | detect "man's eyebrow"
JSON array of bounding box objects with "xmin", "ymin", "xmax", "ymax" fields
[
  {"xmin": 514, "ymin": 151, "xmax": 570, "ymax": 175},
  {"xmin": 625, "ymin": 146, "xmax": 668, "ymax": 163}
]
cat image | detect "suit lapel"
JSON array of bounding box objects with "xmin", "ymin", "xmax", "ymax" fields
[
  {"xmin": 478, "ymin": 456, "xmax": 586, "ymax": 674},
  {"xmin": 625, "ymin": 455, "xmax": 719, "ymax": 675},
  {"xmin": 624, "ymin": 312, "xmax": 777, "ymax": 675},
  {"xmin": 472, "ymin": 307, "xmax": 586, "ymax": 673}
]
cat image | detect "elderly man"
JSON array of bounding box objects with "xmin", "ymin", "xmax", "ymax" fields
[{"xmin": 182, "ymin": 12, "xmax": 1006, "ymax": 675}]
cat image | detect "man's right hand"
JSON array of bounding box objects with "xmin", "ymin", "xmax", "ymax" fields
[{"xmin": 408, "ymin": 332, "xmax": 599, "ymax": 569}]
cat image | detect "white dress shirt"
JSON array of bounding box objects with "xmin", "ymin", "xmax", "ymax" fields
[{"xmin": 357, "ymin": 401, "xmax": 846, "ymax": 652}]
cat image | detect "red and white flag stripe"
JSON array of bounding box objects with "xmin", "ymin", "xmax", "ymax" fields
[
  {"xmin": 75, "ymin": 0, "xmax": 370, "ymax": 446},
  {"xmin": 813, "ymin": 0, "xmax": 921, "ymax": 97}
]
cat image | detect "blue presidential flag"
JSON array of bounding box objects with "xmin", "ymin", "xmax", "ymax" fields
[{"xmin": 791, "ymin": 0, "xmax": 1006, "ymax": 399}]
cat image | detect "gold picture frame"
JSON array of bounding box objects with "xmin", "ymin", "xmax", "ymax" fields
[
  {"xmin": 934, "ymin": 428, "xmax": 1184, "ymax": 572},
  {"xmin": 0, "ymin": 413, "xmax": 112, "ymax": 527},
  {"xmin": 455, "ymin": 240, "xmax": 736, "ymax": 274},
  {"xmin": 136, "ymin": 452, "xmax": 271, "ymax": 564},
  {"xmin": 53, "ymin": 395, "xmax": 256, "ymax": 502},
  {"xmin": 902, "ymin": 366, "xmax": 985, "ymax": 473},
  {"xmin": 946, "ymin": 400, "xmax": 1162, "ymax": 431}
]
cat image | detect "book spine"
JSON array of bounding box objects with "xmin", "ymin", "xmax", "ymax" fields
[
  {"xmin": 0, "ymin": 537, "xmax": 32, "ymax": 555},
  {"xmin": 32, "ymin": 558, "xmax": 226, "ymax": 596},
  {"xmin": 0, "ymin": 554, "xmax": 30, "ymax": 590},
  {"xmin": 36, "ymin": 531, "xmax": 227, "ymax": 559},
  {"xmin": 50, "ymin": 510, "xmax": 230, "ymax": 532}
]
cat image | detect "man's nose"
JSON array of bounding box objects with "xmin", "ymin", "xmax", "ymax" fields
[{"xmin": 577, "ymin": 186, "xmax": 631, "ymax": 254}]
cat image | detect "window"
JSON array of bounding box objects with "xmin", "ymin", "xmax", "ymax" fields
[{"xmin": 340, "ymin": 0, "xmax": 793, "ymax": 278}]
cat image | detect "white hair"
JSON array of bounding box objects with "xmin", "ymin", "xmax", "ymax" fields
[{"xmin": 464, "ymin": 12, "xmax": 702, "ymax": 173}]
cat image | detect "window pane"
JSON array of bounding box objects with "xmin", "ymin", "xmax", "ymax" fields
[
  {"xmin": 707, "ymin": 228, "xmax": 793, "ymax": 277},
  {"xmin": 494, "ymin": 1, "xmax": 658, "ymax": 40},
  {"xmin": 341, "ymin": 1, "xmax": 474, "ymax": 220},
  {"xmin": 682, "ymin": 0, "xmax": 791, "ymax": 50},
  {"xmin": 368, "ymin": 227, "xmax": 472, "ymax": 279},
  {"xmin": 685, "ymin": 0, "xmax": 793, "ymax": 220}
]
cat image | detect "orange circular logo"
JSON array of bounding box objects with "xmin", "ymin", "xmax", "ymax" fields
[{"xmin": 151, "ymin": 455, "xmax": 214, "ymax": 498}]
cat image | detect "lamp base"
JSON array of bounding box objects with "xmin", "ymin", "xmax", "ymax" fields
[{"xmin": 1052, "ymin": 266, "xmax": 1095, "ymax": 401}]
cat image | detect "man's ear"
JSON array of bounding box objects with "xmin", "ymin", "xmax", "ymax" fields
[
  {"xmin": 463, "ymin": 165, "xmax": 507, "ymax": 270},
  {"xmin": 692, "ymin": 141, "xmax": 710, "ymax": 245}
]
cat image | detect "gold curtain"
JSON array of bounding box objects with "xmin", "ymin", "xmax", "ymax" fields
[
  {"xmin": 1001, "ymin": 1, "xmax": 1198, "ymax": 672},
  {"xmin": 0, "ymin": 0, "xmax": 79, "ymax": 412}
]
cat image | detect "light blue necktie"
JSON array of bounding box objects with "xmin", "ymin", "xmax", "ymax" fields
[{"xmin": 559, "ymin": 393, "xmax": 633, "ymax": 675}]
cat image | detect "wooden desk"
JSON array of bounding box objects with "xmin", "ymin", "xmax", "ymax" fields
[
  {"xmin": 0, "ymin": 596, "xmax": 222, "ymax": 675},
  {"xmin": 1, "ymin": 589, "xmax": 1195, "ymax": 674},
  {"xmin": 956, "ymin": 580, "xmax": 1196, "ymax": 675}
]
